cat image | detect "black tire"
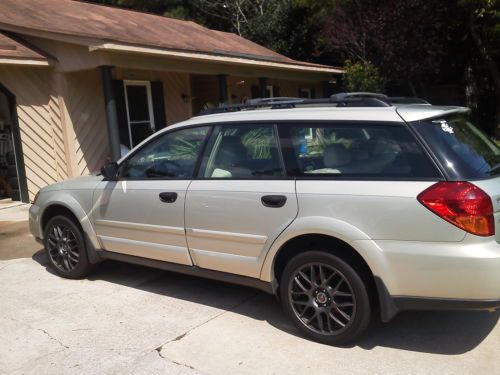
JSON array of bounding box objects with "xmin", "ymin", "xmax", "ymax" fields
[
  {"xmin": 7, "ymin": 165, "xmax": 17, "ymax": 177},
  {"xmin": 6, "ymin": 151, "xmax": 15, "ymax": 165},
  {"xmin": 8, "ymin": 177, "xmax": 18, "ymax": 189},
  {"xmin": 280, "ymin": 251, "xmax": 371, "ymax": 345},
  {"xmin": 43, "ymin": 215, "xmax": 92, "ymax": 279},
  {"xmin": 10, "ymin": 189, "xmax": 20, "ymax": 201}
]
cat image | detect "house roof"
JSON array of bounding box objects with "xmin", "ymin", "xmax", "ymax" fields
[
  {"xmin": 0, "ymin": 32, "xmax": 51, "ymax": 66},
  {"xmin": 0, "ymin": 0, "xmax": 341, "ymax": 73}
]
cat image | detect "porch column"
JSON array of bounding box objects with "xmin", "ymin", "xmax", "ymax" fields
[
  {"xmin": 218, "ymin": 74, "xmax": 228, "ymax": 104},
  {"xmin": 259, "ymin": 77, "xmax": 267, "ymax": 98},
  {"xmin": 99, "ymin": 65, "xmax": 121, "ymax": 161}
]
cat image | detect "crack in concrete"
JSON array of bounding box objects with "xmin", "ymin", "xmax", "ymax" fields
[
  {"xmin": 160, "ymin": 293, "xmax": 259, "ymax": 348},
  {"xmin": 0, "ymin": 262, "xmax": 15, "ymax": 272},
  {"xmin": 37, "ymin": 328, "xmax": 70, "ymax": 349},
  {"xmin": 154, "ymin": 348, "xmax": 199, "ymax": 373},
  {"xmin": 171, "ymin": 359, "xmax": 197, "ymax": 371},
  {"xmin": 152, "ymin": 293, "xmax": 259, "ymax": 373}
]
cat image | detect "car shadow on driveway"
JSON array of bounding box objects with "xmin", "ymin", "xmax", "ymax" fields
[{"xmin": 32, "ymin": 250, "xmax": 499, "ymax": 355}]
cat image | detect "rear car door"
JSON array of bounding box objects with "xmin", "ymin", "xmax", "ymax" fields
[
  {"xmin": 185, "ymin": 123, "xmax": 297, "ymax": 277},
  {"xmin": 92, "ymin": 126, "xmax": 210, "ymax": 264}
]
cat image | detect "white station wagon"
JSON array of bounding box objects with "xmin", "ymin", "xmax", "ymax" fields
[{"xmin": 29, "ymin": 93, "xmax": 500, "ymax": 344}]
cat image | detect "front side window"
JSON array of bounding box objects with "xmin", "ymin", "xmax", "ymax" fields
[
  {"xmin": 200, "ymin": 124, "xmax": 284, "ymax": 178},
  {"xmin": 120, "ymin": 126, "xmax": 210, "ymax": 179},
  {"xmin": 280, "ymin": 123, "xmax": 440, "ymax": 179}
]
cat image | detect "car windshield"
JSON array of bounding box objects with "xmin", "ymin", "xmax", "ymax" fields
[{"xmin": 411, "ymin": 115, "xmax": 500, "ymax": 179}]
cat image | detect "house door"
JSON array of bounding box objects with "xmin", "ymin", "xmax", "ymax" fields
[{"xmin": 0, "ymin": 83, "xmax": 28, "ymax": 203}]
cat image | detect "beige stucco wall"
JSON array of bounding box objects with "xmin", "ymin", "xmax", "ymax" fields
[
  {"xmin": 0, "ymin": 66, "xmax": 68, "ymax": 199},
  {"xmin": 64, "ymin": 70, "xmax": 109, "ymax": 175},
  {"xmin": 0, "ymin": 66, "xmax": 110, "ymax": 199}
]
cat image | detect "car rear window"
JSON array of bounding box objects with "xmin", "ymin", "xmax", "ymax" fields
[
  {"xmin": 279, "ymin": 122, "xmax": 440, "ymax": 179},
  {"xmin": 411, "ymin": 115, "xmax": 500, "ymax": 180}
]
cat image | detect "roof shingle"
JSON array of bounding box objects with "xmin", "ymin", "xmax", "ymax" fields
[{"xmin": 0, "ymin": 0, "xmax": 326, "ymax": 68}]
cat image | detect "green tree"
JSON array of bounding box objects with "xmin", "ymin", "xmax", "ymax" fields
[{"xmin": 343, "ymin": 60, "xmax": 384, "ymax": 92}]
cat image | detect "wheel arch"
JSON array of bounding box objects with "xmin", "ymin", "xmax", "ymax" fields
[
  {"xmin": 259, "ymin": 216, "xmax": 394, "ymax": 320},
  {"xmin": 39, "ymin": 196, "xmax": 102, "ymax": 264},
  {"xmin": 271, "ymin": 233, "xmax": 379, "ymax": 309}
]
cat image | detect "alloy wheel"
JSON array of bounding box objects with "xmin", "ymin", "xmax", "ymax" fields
[
  {"xmin": 288, "ymin": 263, "xmax": 356, "ymax": 335},
  {"xmin": 46, "ymin": 224, "xmax": 80, "ymax": 272}
]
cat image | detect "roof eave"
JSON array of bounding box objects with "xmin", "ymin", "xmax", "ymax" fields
[
  {"xmin": 0, "ymin": 57, "xmax": 50, "ymax": 66},
  {"xmin": 89, "ymin": 43, "xmax": 343, "ymax": 75}
]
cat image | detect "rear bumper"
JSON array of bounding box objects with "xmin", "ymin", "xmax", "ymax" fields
[
  {"xmin": 393, "ymin": 297, "xmax": 500, "ymax": 312},
  {"xmin": 375, "ymin": 277, "xmax": 500, "ymax": 322},
  {"xmin": 368, "ymin": 237, "xmax": 500, "ymax": 321}
]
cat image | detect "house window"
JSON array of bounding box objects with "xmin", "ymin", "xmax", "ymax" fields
[
  {"xmin": 124, "ymin": 80, "xmax": 156, "ymax": 148},
  {"xmin": 298, "ymin": 88, "xmax": 312, "ymax": 99},
  {"xmin": 265, "ymin": 85, "xmax": 274, "ymax": 98}
]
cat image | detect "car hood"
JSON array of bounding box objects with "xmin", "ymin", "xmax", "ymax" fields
[{"xmin": 40, "ymin": 174, "xmax": 104, "ymax": 192}]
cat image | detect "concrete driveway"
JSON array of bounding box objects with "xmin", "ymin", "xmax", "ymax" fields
[{"xmin": 1, "ymin": 205, "xmax": 499, "ymax": 374}]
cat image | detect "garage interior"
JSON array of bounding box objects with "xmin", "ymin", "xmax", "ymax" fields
[{"xmin": 0, "ymin": 88, "xmax": 20, "ymax": 202}]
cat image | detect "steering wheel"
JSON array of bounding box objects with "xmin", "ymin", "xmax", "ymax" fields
[{"xmin": 146, "ymin": 159, "xmax": 183, "ymax": 177}]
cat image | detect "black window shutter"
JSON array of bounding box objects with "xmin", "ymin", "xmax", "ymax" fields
[
  {"xmin": 151, "ymin": 81, "xmax": 167, "ymax": 130},
  {"xmin": 251, "ymin": 85, "xmax": 260, "ymax": 99},
  {"xmin": 112, "ymin": 80, "xmax": 130, "ymax": 148},
  {"xmin": 273, "ymin": 85, "xmax": 280, "ymax": 97}
]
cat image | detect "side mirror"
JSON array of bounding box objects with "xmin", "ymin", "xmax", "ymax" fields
[{"xmin": 101, "ymin": 162, "xmax": 119, "ymax": 181}]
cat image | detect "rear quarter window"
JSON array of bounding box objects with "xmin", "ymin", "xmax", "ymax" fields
[
  {"xmin": 411, "ymin": 115, "xmax": 500, "ymax": 180},
  {"xmin": 279, "ymin": 122, "xmax": 441, "ymax": 180}
]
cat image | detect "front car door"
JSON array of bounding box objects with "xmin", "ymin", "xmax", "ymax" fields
[
  {"xmin": 185, "ymin": 123, "xmax": 298, "ymax": 277},
  {"xmin": 92, "ymin": 126, "xmax": 210, "ymax": 265}
]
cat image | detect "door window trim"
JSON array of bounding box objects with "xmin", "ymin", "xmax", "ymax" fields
[
  {"xmin": 195, "ymin": 122, "xmax": 289, "ymax": 180},
  {"xmin": 116, "ymin": 124, "xmax": 212, "ymax": 181},
  {"xmin": 277, "ymin": 120, "xmax": 446, "ymax": 181},
  {"xmin": 123, "ymin": 80, "xmax": 156, "ymax": 148}
]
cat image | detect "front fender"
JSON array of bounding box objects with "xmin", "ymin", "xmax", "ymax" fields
[{"xmin": 36, "ymin": 191, "xmax": 102, "ymax": 263}]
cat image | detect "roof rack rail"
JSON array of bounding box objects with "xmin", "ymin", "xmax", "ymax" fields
[
  {"xmin": 197, "ymin": 92, "xmax": 395, "ymax": 116},
  {"xmin": 388, "ymin": 97, "xmax": 430, "ymax": 105}
]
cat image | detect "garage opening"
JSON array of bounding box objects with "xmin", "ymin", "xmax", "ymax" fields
[{"xmin": 0, "ymin": 83, "xmax": 28, "ymax": 203}]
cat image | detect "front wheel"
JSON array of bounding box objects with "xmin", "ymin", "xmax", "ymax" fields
[
  {"xmin": 43, "ymin": 215, "xmax": 92, "ymax": 279},
  {"xmin": 280, "ymin": 251, "xmax": 371, "ymax": 345}
]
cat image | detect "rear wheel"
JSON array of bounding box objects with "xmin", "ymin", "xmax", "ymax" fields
[
  {"xmin": 43, "ymin": 215, "xmax": 92, "ymax": 279},
  {"xmin": 280, "ymin": 251, "xmax": 371, "ymax": 345}
]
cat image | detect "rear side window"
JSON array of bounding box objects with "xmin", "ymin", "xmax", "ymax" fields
[
  {"xmin": 411, "ymin": 115, "xmax": 500, "ymax": 180},
  {"xmin": 279, "ymin": 122, "xmax": 440, "ymax": 179}
]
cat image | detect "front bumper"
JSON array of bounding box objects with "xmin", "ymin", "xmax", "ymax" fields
[{"xmin": 28, "ymin": 204, "xmax": 41, "ymax": 240}]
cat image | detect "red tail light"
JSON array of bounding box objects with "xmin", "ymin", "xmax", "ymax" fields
[{"xmin": 417, "ymin": 182, "xmax": 494, "ymax": 237}]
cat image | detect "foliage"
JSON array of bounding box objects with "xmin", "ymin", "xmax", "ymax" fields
[
  {"xmin": 318, "ymin": 0, "xmax": 450, "ymax": 89},
  {"xmin": 87, "ymin": 0, "xmax": 500, "ymax": 135},
  {"xmin": 241, "ymin": 128, "xmax": 272, "ymax": 159},
  {"xmin": 342, "ymin": 60, "xmax": 384, "ymax": 93}
]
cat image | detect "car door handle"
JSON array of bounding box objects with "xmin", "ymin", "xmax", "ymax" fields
[
  {"xmin": 261, "ymin": 195, "xmax": 287, "ymax": 208},
  {"xmin": 159, "ymin": 192, "xmax": 178, "ymax": 203}
]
